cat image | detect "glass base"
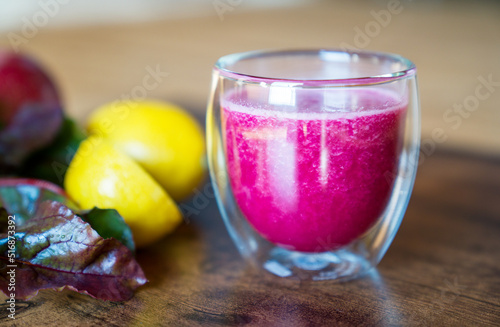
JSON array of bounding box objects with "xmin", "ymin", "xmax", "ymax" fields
[{"xmin": 262, "ymin": 247, "xmax": 373, "ymax": 281}]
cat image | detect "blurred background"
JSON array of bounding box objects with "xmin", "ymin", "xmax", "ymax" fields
[{"xmin": 0, "ymin": 0, "xmax": 499, "ymax": 156}]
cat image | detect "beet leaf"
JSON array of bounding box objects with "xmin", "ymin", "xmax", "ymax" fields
[{"xmin": 0, "ymin": 200, "xmax": 146, "ymax": 301}]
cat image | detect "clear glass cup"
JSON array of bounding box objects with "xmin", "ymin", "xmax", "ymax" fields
[{"xmin": 206, "ymin": 49, "xmax": 420, "ymax": 281}]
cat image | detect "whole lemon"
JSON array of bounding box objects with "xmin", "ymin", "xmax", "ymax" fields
[
  {"xmin": 87, "ymin": 100, "xmax": 206, "ymax": 201},
  {"xmin": 64, "ymin": 136, "xmax": 182, "ymax": 248}
]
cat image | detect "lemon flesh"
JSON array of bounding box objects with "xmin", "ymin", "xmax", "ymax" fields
[
  {"xmin": 64, "ymin": 136, "xmax": 182, "ymax": 248},
  {"xmin": 87, "ymin": 100, "xmax": 206, "ymax": 201}
]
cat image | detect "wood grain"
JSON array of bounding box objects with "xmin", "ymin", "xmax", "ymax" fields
[{"xmin": 1, "ymin": 151, "xmax": 499, "ymax": 326}]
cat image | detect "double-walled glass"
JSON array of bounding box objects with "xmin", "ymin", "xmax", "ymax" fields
[{"xmin": 207, "ymin": 49, "xmax": 420, "ymax": 281}]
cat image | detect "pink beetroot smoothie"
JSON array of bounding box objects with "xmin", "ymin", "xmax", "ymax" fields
[{"xmin": 222, "ymin": 88, "xmax": 406, "ymax": 252}]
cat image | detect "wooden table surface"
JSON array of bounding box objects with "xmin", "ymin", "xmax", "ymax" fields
[
  {"xmin": 1, "ymin": 150, "xmax": 499, "ymax": 326},
  {"xmin": 1, "ymin": 1, "xmax": 499, "ymax": 326}
]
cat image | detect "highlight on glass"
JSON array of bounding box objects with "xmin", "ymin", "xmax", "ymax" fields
[{"xmin": 206, "ymin": 49, "xmax": 420, "ymax": 281}]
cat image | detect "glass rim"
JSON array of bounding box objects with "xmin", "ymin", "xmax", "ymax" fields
[{"xmin": 214, "ymin": 48, "xmax": 417, "ymax": 87}]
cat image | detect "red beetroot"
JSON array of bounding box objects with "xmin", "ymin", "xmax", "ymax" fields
[{"xmin": 0, "ymin": 50, "xmax": 63, "ymax": 169}]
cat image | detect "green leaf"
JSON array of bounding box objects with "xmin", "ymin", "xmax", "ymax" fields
[
  {"xmin": 79, "ymin": 208, "xmax": 135, "ymax": 253},
  {"xmin": 0, "ymin": 200, "xmax": 146, "ymax": 301},
  {"xmin": 20, "ymin": 116, "xmax": 86, "ymax": 186},
  {"xmin": 0, "ymin": 179, "xmax": 74, "ymax": 226},
  {"xmin": 0, "ymin": 178, "xmax": 135, "ymax": 251}
]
